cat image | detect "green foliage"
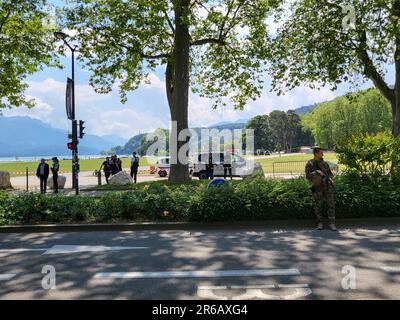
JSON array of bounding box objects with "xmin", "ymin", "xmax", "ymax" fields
[
  {"xmin": 1, "ymin": 176, "xmax": 399, "ymax": 225},
  {"xmin": 269, "ymin": 0, "xmax": 400, "ymax": 137},
  {"xmin": 60, "ymin": 0, "xmax": 279, "ymax": 109},
  {"xmin": 0, "ymin": 0, "xmax": 59, "ymax": 109},
  {"xmin": 269, "ymin": 0, "xmax": 395, "ymax": 94},
  {"xmin": 246, "ymin": 110, "xmax": 313, "ymax": 152},
  {"xmin": 335, "ymin": 132, "xmax": 400, "ymax": 177},
  {"xmin": 334, "ymin": 173, "xmax": 400, "ymax": 217},
  {"xmin": 302, "ymin": 88, "xmax": 392, "ymax": 148}
]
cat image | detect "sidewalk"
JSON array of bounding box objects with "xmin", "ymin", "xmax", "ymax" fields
[
  {"xmin": 10, "ymin": 167, "xmax": 162, "ymax": 191},
  {"xmin": 1, "ymin": 217, "xmax": 400, "ymax": 233}
]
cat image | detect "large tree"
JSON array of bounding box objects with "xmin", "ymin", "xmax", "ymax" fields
[
  {"xmin": 245, "ymin": 115, "xmax": 274, "ymax": 152},
  {"xmin": 269, "ymin": 0, "xmax": 400, "ymax": 143},
  {"xmin": 302, "ymin": 88, "xmax": 392, "ymax": 148},
  {"xmin": 0, "ymin": 0, "xmax": 58, "ymax": 110},
  {"xmin": 62, "ymin": 0, "xmax": 278, "ymax": 182}
]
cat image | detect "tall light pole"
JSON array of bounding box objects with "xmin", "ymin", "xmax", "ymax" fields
[{"xmin": 54, "ymin": 31, "xmax": 80, "ymax": 195}]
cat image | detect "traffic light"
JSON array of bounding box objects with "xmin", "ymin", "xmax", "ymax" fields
[
  {"xmin": 79, "ymin": 120, "xmax": 85, "ymax": 139},
  {"xmin": 67, "ymin": 142, "xmax": 73, "ymax": 150}
]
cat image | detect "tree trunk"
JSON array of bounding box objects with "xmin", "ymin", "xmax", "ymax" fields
[{"xmin": 166, "ymin": 0, "xmax": 191, "ymax": 183}]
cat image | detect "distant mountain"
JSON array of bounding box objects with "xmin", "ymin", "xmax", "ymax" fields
[
  {"xmin": 105, "ymin": 105, "xmax": 317, "ymax": 155},
  {"xmin": 0, "ymin": 116, "xmax": 122, "ymax": 157},
  {"xmin": 105, "ymin": 133, "xmax": 145, "ymax": 155},
  {"xmin": 293, "ymin": 104, "xmax": 317, "ymax": 115},
  {"xmin": 99, "ymin": 134, "xmax": 126, "ymax": 147},
  {"xmin": 209, "ymin": 118, "xmax": 248, "ymax": 127}
]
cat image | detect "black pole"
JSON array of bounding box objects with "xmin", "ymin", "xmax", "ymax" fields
[
  {"xmin": 69, "ymin": 46, "xmax": 79, "ymax": 195},
  {"xmin": 72, "ymin": 49, "xmax": 79, "ymax": 195}
]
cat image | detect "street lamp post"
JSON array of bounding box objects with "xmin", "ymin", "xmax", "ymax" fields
[{"xmin": 54, "ymin": 31, "xmax": 80, "ymax": 195}]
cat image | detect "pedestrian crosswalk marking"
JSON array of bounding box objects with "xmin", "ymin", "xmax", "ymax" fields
[
  {"xmin": 94, "ymin": 269, "xmax": 300, "ymax": 279},
  {"xmin": 42, "ymin": 245, "xmax": 148, "ymax": 255},
  {"xmin": 197, "ymin": 284, "xmax": 312, "ymax": 300},
  {"xmin": 0, "ymin": 274, "xmax": 16, "ymax": 281},
  {"xmin": 380, "ymin": 266, "xmax": 400, "ymax": 273}
]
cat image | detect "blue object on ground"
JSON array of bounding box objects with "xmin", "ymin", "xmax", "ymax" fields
[{"xmin": 208, "ymin": 179, "xmax": 228, "ymax": 188}]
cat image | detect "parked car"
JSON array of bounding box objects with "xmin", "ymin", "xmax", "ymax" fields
[
  {"xmin": 191, "ymin": 152, "xmax": 264, "ymax": 180},
  {"xmin": 156, "ymin": 157, "xmax": 193, "ymax": 177}
]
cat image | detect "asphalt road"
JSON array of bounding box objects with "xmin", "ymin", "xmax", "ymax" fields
[{"xmin": 0, "ymin": 223, "xmax": 399, "ymax": 300}]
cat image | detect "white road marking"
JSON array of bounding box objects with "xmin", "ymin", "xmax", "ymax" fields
[
  {"xmin": 380, "ymin": 266, "xmax": 400, "ymax": 273},
  {"xmin": 43, "ymin": 245, "xmax": 148, "ymax": 255},
  {"xmin": 0, "ymin": 249, "xmax": 49, "ymax": 253},
  {"xmin": 0, "ymin": 274, "xmax": 16, "ymax": 281},
  {"xmin": 94, "ymin": 269, "xmax": 300, "ymax": 279},
  {"xmin": 197, "ymin": 284, "xmax": 312, "ymax": 300}
]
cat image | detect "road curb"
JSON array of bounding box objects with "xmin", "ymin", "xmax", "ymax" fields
[{"xmin": 1, "ymin": 217, "xmax": 400, "ymax": 233}]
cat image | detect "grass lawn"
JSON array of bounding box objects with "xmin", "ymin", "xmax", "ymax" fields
[
  {"xmin": 1, "ymin": 153, "xmax": 340, "ymax": 176},
  {"xmin": 0, "ymin": 156, "xmax": 153, "ymax": 177},
  {"xmin": 256, "ymin": 153, "xmax": 339, "ymax": 174}
]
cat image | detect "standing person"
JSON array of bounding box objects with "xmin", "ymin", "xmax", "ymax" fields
[
  {"xmin": 51, "ymin": 157, "xmax": 59, "ymax": 194},
  {"xmin": 130, "ymin": 151, "xmax": 140, "ymax": 183},
  {"xmin": 117, "ymin": 156, "xmax": 122, "ymax": 172},
  {"xmin": 99, "ymin": 157, "xmax": 112, "ymax": 183},
  {"xmin": 223, "ymin": 153, "xmax": 233, "ymax": 180},
  {"xmin": 110, "ymin": 155, "xmax": 119, "ymax": 175},
  {"xmin": 36, "ymin": 159, "xmax": 49, "ymax": 194},
  {"xmin": 305, "ymin": 147, "xmax": 336, "ymax": 231},
  {"xmin": 206, "ymin": 152, "xmax": 214, "ymax": 180}
]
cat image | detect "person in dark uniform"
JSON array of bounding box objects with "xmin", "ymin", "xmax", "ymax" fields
[
  {"xmin": 130, "ymin": 152, "xmax": 140, "ymax": 183},
  {"xmin": 99, "ymin": 157, "xmax": 112, "ymax": 183},
  {"xmin": 51, "ymin": 157, "xmax": 59, "ymax": 193},
  {"xmin": 117, "ymin": 156, "xmax": 122, "ymax": 172},
  {"xmin": 223, "ymin": 153, "xmax": 233, "ymax": 180},
  {"xmin": 206, "ymin": 152, "xmax": 214, "ymax": 180},
  {"xmin": 110, "ymin": 155, "xmax": 119, "ymax": 175},
  {"xmin": 305, "ymin": 147, "xmax": 336, "ymax": 231},
  {"xmin": 36, "ymin": 159, "xmax": 49, "ymax": 194}
]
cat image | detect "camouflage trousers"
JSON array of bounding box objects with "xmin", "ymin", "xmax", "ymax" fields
[{"xmin": 312, "ymin": 186, "xmax": 335, "ymax": 222}]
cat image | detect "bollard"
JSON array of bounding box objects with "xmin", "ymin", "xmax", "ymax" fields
[
  {"xmin": 97, "ymin": 170, "xmax": 102, "ymax": 186},
  {"xmin": 26, "ymin": 167, "xmax": 29, "ymax": 192}
]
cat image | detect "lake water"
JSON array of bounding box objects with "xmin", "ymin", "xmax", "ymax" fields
[{"xmin": 0, "ymin": 155, "xmax": 128, "ymax": 163}]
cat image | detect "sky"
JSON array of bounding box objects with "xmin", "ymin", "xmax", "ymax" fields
[{"xmin": 2, "ymin": 1, "xmax": 391, "ymax": 140}]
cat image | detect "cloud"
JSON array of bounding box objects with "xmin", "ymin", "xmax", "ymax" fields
[
  {"xmin": 142, "ymin": 73, "xmax": 165, "ymax": 91},
  {"xmin": 26, "ymin": 78, "xmax": 112, "ymax": 104},
  {"xmin": 3, "ymin": 73, "xmax": 339, "ymax": 143},
  {"xmin": 188, "ymin": 84, "xmax": 337, "ymax": 128},
  {"xmin": 3, "ymin": 96, "xmax": 53, "ymax": 121},
  {"xmin": 82, "ymin": 107, "xmax": 168, "ymax": 139}
]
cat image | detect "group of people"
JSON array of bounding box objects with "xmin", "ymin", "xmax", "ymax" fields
[
  {"xmin": 36, "ymin": 157, "xmax": 59, "ymax": 194},
  {"xmin": 99, "ymin": 155, "xmax": 123, "ymax": 183},
  {"xmin": 205, "ymin": 152, "xmax": 233, "ymax": 180},
  {"xmin": 100, "ymin": 152, "xmax": 140, "ymax": 183},
  {"xmin": 33, "ymin": 148, "xmax": 335, "ymax": 231}
]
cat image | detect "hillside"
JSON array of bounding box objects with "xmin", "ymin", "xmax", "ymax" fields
[
  {"xmin": 0, "ymin": 116, "xmax": 126, "ymax": 157},
  {"xmin": 105, "ymin": 104, "xmax": 316, "ymax": 155}
]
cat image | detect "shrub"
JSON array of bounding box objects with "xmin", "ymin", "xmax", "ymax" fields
[
  {"xmin": 0, "ymin": 176, "xmax": 399, "ymax": 225},
  {"xmin": 335, "ymin": 132, "xmax": 400, "ymax": 177}
]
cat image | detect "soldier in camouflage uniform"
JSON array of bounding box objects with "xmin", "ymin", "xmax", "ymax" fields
[{"xmin": 305, "ymin": 147, "xmax": 337, "ymax": 231}]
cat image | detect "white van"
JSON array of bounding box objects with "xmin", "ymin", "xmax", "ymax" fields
[
  {"xmin": 191, "ymin": 153, "xmax": 264, "ymax": 180},
  {"xmin": 156, "ymin": 157, "xmax": 194, "ymax": 177}
]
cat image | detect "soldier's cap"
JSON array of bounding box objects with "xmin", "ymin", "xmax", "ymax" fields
[{"xmin": 310, "ymin": 146, "xmax": 326, "ymax": 151}]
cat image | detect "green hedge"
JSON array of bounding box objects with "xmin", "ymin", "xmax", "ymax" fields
[{"xmin": 1, "ymin": 175, "xmax": 399, "ymax": 225}]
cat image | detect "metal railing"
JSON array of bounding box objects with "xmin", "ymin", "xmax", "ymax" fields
[{"xmin": 272, "ymin": 161, "xmax": 308, "ymax": 177}]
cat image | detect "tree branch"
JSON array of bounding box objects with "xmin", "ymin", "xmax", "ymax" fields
[
  {"xmin": 218, "ymin": 0, "xmax": 235, "ymax": 40},
  {"xmin": 163, "ymin": 10, "xmax": 175, "ymax": 34},
  {"xmin": 0, "ymin": 10, "xmax": 11, "ymax": 34},
  {"xmin": 221, "ymin": 0, "xmax": 245, "ymax": 39},
  {"xmin": 356, "ymin": 31, "xmax": 394, "ymax": 103},
  {"xmin": 190, "ymin": 38, "xmax": 226, "ymax": 46},
  {"xmin": 103, "ymin": 40, "xmax": 170, "ymax": 60}
]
